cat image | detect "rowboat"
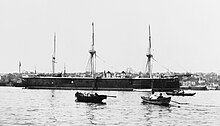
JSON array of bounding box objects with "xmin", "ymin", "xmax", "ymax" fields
[
  {"xmin": 166, "ymin": 92, "xmax": 196, "ymax": 96},
  {"xmin": 190, "ymin": 85, "xmax": 207, "ymax": 90},
  {"xmin": 166, "ymin": 89, "xmax": 196, "ymax": 96},
  {"xmin": 141, "ymin": 96, "xmax": 171, "ymax": 106},
  {"xmin": 75, "ymin": 92, "xmax": 107, "ymax": 103}
]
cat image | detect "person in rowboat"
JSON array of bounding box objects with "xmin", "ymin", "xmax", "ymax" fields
[{"xmin": 157, "ymin": 93, "xmax": 163, "ymax": 99}]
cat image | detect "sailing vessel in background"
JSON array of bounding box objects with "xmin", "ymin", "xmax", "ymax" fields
[{"xmin": 16, "ymin": 23, "xmax": 180, "ymax": 91}]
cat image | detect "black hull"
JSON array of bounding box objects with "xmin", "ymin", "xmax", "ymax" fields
[
  {"xmin": 166, "ymin": 92, "xmax": 196, "ymax": 96},
  {"xmin": 141, "ymin": 96, "xmax": 171, "ymax": 106},
  {"xmin": 17, "ymin": 77, "xmax": 180, "ymax": 91},
  {"xmin": 190, "ymin": 86, "xmax": 207, "ymax": 90},
  {"xmin": 75, "ymin": 92, "xmax": 107, "ymax": 103}
]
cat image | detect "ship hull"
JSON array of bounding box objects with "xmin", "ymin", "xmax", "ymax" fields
[
  {"xmin": 17, "ymin": 77, "xmax": 180, "ymax": 91},
  {"xmin": 190, "ymin": 86, "xmax": 207, "ymax": 90}
]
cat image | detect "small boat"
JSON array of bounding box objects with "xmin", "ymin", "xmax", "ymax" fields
[
  {"xmin": 216, "ymin": 86, "xmax": 220, "ymax": 90},
  {"xmin": 133, "ymin": 88, "xmax": 152, "ymax": 92},
  {"xmin": 75, "ymin": 92, "xmax": 107, "ymax": 103},
  {"xmin": 166, "ymin": 90, "xmax": 196, "ymax": 96},
  {"xmin": 190, "ymin": 85, "xmax": 207, "ymax": 90},
  {"xmin": 207, "ymin": 85, "xmax": 217, "ymax": 90},
  {"xmin": 141, "ymin": 96, "xmax": 171, "ymax": 106}
]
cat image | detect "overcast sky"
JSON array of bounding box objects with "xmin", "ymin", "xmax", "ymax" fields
[{"xmin": 0, "ymin": 0, "xmax": 220, "ymax": 73}]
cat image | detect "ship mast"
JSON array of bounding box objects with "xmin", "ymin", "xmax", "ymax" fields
[
  {"xmin": 89, "ymin": 22, "xmax": 96, "ymax": 78},
  {"xmin": 18, "ymin": 61, "xmax": 21, "ymax": 73},
  {"xmin": 52, "ymin": 32, "xmax": 56, "ymax": 74},
  {"xmin": 146, "ymin": 25, "xmax": 153, "ymax": 78}
]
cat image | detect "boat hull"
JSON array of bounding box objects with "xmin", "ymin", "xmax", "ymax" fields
[
  {"xmin": 16, "ymin": 77, "xmax": 180, "ymax": 91},
  {"xmin": 166, "ymin": 92, "xmax": 196, "ymax": 96},
  {"xmin": 216, "ymin": 86, "xmax": 220, "ymax": 90},
  {"xmin": 75, "ymin": 92, "xmax": 107, "ymax": 103},
  {"xmin": 141, "ymin": 96, "xmax": 171, "ymax": 106},
  {"xmin": 190, "ymin": 86, "xmax": 207, "ymax": 90}
]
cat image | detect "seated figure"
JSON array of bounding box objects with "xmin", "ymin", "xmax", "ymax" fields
[{"xmin": 157, "ymin": 93, "xmax": 163, "ymax": 99}]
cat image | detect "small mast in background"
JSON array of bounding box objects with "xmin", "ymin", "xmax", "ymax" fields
[
  {"xmin": 52, "ymin": 32, "xmax": 56, "ymax": 74},
  {"xmin": 18, "ymin": 61, "xmax": 21, "ymax": 73}
]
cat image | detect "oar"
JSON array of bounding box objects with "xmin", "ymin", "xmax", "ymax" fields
[
  {"xmin": 171, "ymin": 100, "xmax": 189, "ymax": 105},
  {"xmin": 107, "ymin": 95, "xmax": 117, "ymax": 98}
]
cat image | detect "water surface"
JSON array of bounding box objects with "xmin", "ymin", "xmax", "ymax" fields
[{"xmin": 0, "ymin": 87, "xmax": 220, "ymax": 125}]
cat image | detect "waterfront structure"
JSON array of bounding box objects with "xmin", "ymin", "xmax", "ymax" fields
[{"xmin": 17, "ymin": 24, "xmax": 180, "ymax": 91}]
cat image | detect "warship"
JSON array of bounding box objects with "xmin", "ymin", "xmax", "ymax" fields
[{"xmin": 17, "ymin": 23, "xmax": 180, "ymax": 91}]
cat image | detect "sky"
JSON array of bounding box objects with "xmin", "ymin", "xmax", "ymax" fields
[{"xmin": 0, "ymin": 0, "xmax": 220, "ymax": 73}]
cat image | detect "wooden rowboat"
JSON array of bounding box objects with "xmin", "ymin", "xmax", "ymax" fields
[
  {"xmin": 141, "ymin": 96, "xmax": 171, "ymax": 106},
  {"xmin": 166, "ymin": 92, "xmax": 196, "ymax": 96},
  {"xmin": 75, "ymin": 92, "xmax": 107, "ymax": 103}
]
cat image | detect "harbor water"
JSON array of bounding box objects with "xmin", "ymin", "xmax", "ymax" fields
[{"xmin": 0, "ymin": 87, "xmax": 220, "ymax": 126}]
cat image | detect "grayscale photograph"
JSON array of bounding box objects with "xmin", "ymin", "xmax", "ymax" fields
[{"xmin": 0, "ymin": 0, "xmax": 220, "ymax": 125}]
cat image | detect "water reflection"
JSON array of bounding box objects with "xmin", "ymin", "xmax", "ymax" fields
[
  {"xmin": 142, "ymin": 102, "xmax": 173, "ymax": 125},
  {"xmin": 86, "ymin": 105, "xmax": 96, "ymax": 125},
  {"xmin": 85, "ymin": 103, "xmax": 106, "ymax": 125},
  {"xmin": 47, "ymin": 90, "xmax": 57, "ymax": 124}
]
